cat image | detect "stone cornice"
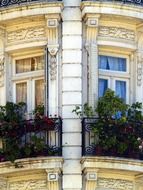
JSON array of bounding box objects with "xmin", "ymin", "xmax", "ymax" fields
[
  {"xmin": 0, "ymin": 157, "xmax": 64, "ymax": 176},
  {"xmin": 81, "ymin": 157, "xmax": 143, "ymax": 174},
  {"xmin": 0, "ymin": 2, "xmax": 63, "ymax": 22},
  {"xmin": 81, "ymin": 2, "xmax": 143, "ymax": 21}
]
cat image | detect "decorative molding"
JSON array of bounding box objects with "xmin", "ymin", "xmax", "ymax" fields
[
  {"xmin": 137, "ymin": 52, "xmax": 143, "ymax": 86},
  {"xmin": 49, "ymin": 54, "xmax": 57, "ymax": 81},
  {"xmin": 99, "ymin": 26, "xmax": 135, "ymax": 41},
  {"xmin": 7, "ymin": 27, "xmax": 45, "ymax": 44},
  {"xmin": 0, "ymin": 55, "xmax": 5, "ymax": 87},
  {"xmin": 9, "ymin": 179, "xmax": 47, "ymax": 190},
  {"xmin": 98, "ymin": 178, "xmax": 133, "ymax": 190}
]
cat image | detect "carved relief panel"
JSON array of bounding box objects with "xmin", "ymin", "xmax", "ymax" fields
[
  {"xmin": 97, "ymin": 178, "xmax": 133, "ymax": 190},
  {"xmin": 99, "ymin": 26, "xmax": 135, "ymax": 41},
  {"xmin": 9, "ymin": 179, "xmax": 47, "ymax": 190},
  {"xmin": 7, "ymin": 26, "xmax": 45, "ymax": 44}
]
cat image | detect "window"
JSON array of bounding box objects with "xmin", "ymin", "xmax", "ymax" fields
[
  {"xmin": 13, "ymin": 55, "xmax": 44, "ymax": 112},
  {"xmin": 98, "ymin": 55, "xmax": 129, "ymax": 102}
]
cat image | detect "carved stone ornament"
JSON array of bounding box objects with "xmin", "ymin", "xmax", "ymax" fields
[
  {"xmin": 49, "ymin": 55, "xmax": 57, "ymax": 81},
  {"xmin": 9, "ymin": 179, "xmax": 47, "ymax": 190},
  {"xmin": 0, "ymin": 55, "xmax": 4, "ymax": 87},
  {"xmin": 7, "ymin": 27, "xmax": 45, "ymax": 43},
  {"xmin": 48, "ymin": 46, "xmax": 59, "ymax": 81},
  {"xmin": 99, "ymin": 26, "xmax": 135, "ymax": 41},
  {"xmin": 137, "ymin": 53, "xmax": 143, "ymax": 86},
  {"xmin": 98, "ymin": 178, "xmax": 133, "ymax": 190}
]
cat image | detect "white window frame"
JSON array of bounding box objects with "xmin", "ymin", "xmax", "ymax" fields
[
  {"xmin": 98, "ymin": 52, "xmax": 130, "ymax": 103},
  {"xmin": 12, "ymin": 53, "xmax": 44, "ymax": 113}
]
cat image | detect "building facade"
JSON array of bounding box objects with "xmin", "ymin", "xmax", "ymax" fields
[{"xmin": 0, "ymin": 0, "xmax": 143, "ymax": 190}]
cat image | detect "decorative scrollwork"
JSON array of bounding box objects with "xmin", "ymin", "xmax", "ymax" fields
[{"xmin": 85, "ymin": 145, "xmax": 95, "ymax": 155}]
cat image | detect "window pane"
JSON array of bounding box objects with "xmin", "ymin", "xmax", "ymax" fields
[
  {"xmin": 99, "ymin": 79, "xmax": 108, "ymax": 97},
  {"xmin": 115, "ymin": 80, "xmax": 126, "ymax": 102},
  {"xmin": 99, "ymin": 55, "xmax": 126, "ymax": 72},
  {"xmin": 16, "ymin": 56, "xmax": 44, "ymax": 74},
  {"xmin": 35, "ymin": 79, "xmax": 44, "ymax": 107},
  {"xmin": 16, "ymin": 82, "xmax": 27, "ymax": 103}
]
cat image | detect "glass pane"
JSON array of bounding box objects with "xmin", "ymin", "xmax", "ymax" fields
[
  {"xmin": 99, "ymin": 79, "xmax": 108, "ymax": 97},
  {"xmin": 35, "ymin": 79, "xmax": 44, "ymax": 107},
  {"xmin": 16, "ymin": 56, "xmax": 44, "ymax": 74},
  {"xmin": 99, "ymin": 55, "xmax": 126, "ymax": 72},
  {"xmin": 16, "ymin": 82, "xmax": 27, "ymax": 103},
  {"xmin": 115, "ymin": 80, "xmax": 126, "ymax": 102}
]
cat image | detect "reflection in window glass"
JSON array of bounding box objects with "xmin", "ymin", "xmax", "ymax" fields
[
  {"xmin": 16, "ymin": 82, "xmax": 27, "ymax": 104},
  {"xmin": 99, "ymin": 79, "xmax": 108, "ymax": 97},
  {"xmin": 99, "ymin": 55, "xmax": 126, "ymax": 72},
  {"xmin": 35, "ymin": 79, "xmax": 44, "ymax": 107},
  {"xmin": 115, "ymin": 80, "xmax": 126, "ymax": 102},
  {"xmin": 16, "ymin": 56, "xmax": 44, "ymax": 74}
]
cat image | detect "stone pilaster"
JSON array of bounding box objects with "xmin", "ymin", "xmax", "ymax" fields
[
  {"xmin": 84, "ymin": 14, "xmax": 100, "ymax": 108},
  {"xmin": 45, "ymin": 15, "xmax": 60, "ymax": 116},
  {"xmin": 62, "ymin": 0, "xmax": 82, "ymax": 190}
]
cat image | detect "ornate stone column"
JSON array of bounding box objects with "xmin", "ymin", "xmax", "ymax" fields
[
  {"xmin": 84, "ymin": 14, "xmax": 100, "ymax": 108},
  {"xmin": 45, "ymin": 15, "xmax": 60, "ymax": 116}
]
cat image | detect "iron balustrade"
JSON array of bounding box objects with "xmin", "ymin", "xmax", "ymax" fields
[
  {"xmin": 0, "ymin": 117, "xmax": 62, "ymax": 162},
  {"xmin": 0, "ymin": 0, "xmax": 62, "ymax": 8},
  {"xmin": 82, "ymin": 117, "xmax": 143, "ymax": 160},
  {"xmin": 82, "ymin": 0, "xmax": 143, "ymax": 6}
]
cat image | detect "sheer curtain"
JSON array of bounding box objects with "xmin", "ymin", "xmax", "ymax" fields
[
  {"xmin": 99, "ymin": 55, "xmax": 126, "ymax": 72},
  {"xmin": 99, "ymin": 79, "xmax": 108, "ymax": 97},
  {"xmin": 35, "ymin": 79, "xmax": 44, "ymax": 107},
  {"xmin": 115, "ymin": 80, "xmax": 126, "ymax": 102},
  {"xmin": 16, "ymin": 82, "xmax": 27, "ymax": 103}
]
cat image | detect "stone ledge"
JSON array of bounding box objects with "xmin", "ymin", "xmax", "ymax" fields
[
  {"xmin": 81, "ymin": 156, "xmax": 143, "ymax": 174},
  {"xmin": 0, "ymin": 157, "xmax": 64, "ymax": 175}
]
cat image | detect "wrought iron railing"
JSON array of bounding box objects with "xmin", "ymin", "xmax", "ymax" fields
[
  {"xmin": 0, "ymin": 117, "xmax": 62, "ymax": 162},
  {"xmin": 82, "ymin": 0, "xmax": 143, "ymax": 6},
  {"xmin": 82, "ymin": 118, "xmax": 143, "ymax": 160},
  {"xmin": 0, "ymin": 0, "xmax": 62, "ymax": 8}
]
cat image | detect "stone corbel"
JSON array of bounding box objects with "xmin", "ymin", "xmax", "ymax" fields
[
  {"xmin": 45, "ymin": 169, "xmax": 61, "ymax": 190},
  {"xmin": 0, "ymin": 177, "xmax": 7, "ymax": 190},
  {"xmin": 135, "ymin": 174, "xmax": 143, "ymax": 190},
  {"xmin": 84, "ymin": 14, "xmax": 100, "ymax": 46},
  {"xmin": 83, "ymin": 169, "xmax": 98, "ymax": 190}
]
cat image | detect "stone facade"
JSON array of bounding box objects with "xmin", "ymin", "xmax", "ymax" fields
[{"xmin": 0, "ymin": 0, "xmax": 143, "ymax": 190}]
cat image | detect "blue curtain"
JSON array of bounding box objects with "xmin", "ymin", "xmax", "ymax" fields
[
  {"xmin": 115, "ymin": 80, "xmax": 126, "ymax": 102},
  {"xmin": 99, "ymin": 55, "xmax": 126, "ymax": 72},
  {"xmin": 99, "ymin": 79, "xmax": 108, "ymax": 97}
]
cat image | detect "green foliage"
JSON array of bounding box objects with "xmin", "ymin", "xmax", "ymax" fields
[
  {"xmin": 127, "ymin": 102, "xmax": 143, "ymax": 121},
  {"xmin": 33, "ymin": 104, "xmax": 44, "ymax": 117},
  {"xmin": 96, "ymin": 89, "xmax": 128, "ymax": 119}
]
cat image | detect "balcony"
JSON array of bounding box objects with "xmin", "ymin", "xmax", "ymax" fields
[
  {"xmin": 0, "ymin": 117, "xmax": 62, "ymax": 163},
  {"xmin": 82, "ymin": 117, "xmax": 143, "ymax": 160},
  {"xmin": 0, "ymin": 0, "xmax": 62, "ymax": 8}
]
